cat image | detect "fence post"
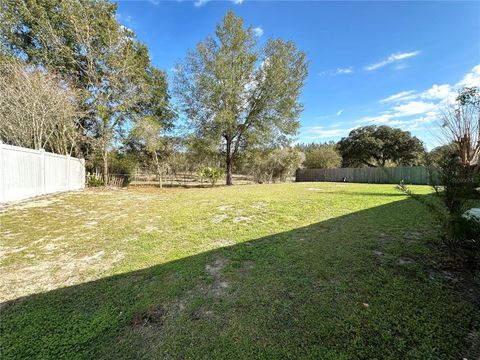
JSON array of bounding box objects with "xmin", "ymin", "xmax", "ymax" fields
[
  {"xmin": 66, "ymin": 155, "xmax": 71, "ymax": 190},
  {"xmin": 0, "ymin": 141, "xmax": 4, "ymax": 202},
  {"xmin": 80, "ymin": 158, "xmax": 86, "ymax": 188},
  {"xmin": 40, "ymin": 148, "xmax": 46, "ymax": 195}
]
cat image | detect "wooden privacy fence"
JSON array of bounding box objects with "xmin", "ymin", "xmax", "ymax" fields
[
  {"xmin": 295, "ymin": 166, "xmax": 431, "ymax": 185},
  {"xmin": 0, "ymin": 142, "xmax": 85, "ymax": 203}
]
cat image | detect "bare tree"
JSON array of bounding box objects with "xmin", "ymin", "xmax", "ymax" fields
[
  {"xmin": 440, "ymin": 87, "xmax": 480, "ymax": 169},
  {"xmin": 0, "ymin": 59, "xmax": 80, "ymax": 155}
]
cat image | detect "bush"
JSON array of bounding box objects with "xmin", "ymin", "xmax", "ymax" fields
[
  {"xmin": 87, "ymin": 173, "xmax": 104, "ymax": 187},
  {"xmin": 430, "ymin": 151, "xmax": 479, "ymax": 268},
  {"xmin": 198, "ymin": 167, "xmax": 224, "ymax": 187}
]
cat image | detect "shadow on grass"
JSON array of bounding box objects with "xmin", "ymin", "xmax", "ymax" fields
[{"xmin": 1, "ymin": 195, "xmax": 478, "ymax": 359}]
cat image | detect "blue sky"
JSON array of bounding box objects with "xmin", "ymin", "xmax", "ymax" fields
[{"xmin": 115, "ymin": 0, "xmax": 480, "ymax": 149}]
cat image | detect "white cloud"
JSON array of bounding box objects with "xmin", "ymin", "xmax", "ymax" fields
[
  {"xmin": 353, "ymin": 114, "xmax": 395, "ymax": 124},
  {"xmin": 194, "ymin": 0, "xmax": 209, "ymax": 7},
  {"xmin": 193, "ymin": 0, "xmax": 243, "ymax": 6},
  {"xmin": 457, "ymin": 64, "xmax": 480, "ymax": 87},
  {"xmin": 346, "ymin": 64, "xmax": 479, "ymax": 149},
  {"xmin": 319, "ymin": 67, "xmax": 353, "ymax": 76},
  {"xmin": 420, "ymin": 84, "xmax": 452, "ymax": 101},
  {"xmin": 335, "ymin": 109, "xmax": 344, "ymax": 116},
  {"xmin": 301, "ymin": 126, "xmax": 350, "ymax": 139},
  {"xmin": 379, "ymin": 90, "xmax": 417, "ymax": 103},
  {"xmin": 392, "ymin": 101, "xmax": 437, "ymax": 117},
  {"xmin": 335, "ymin": 67, "xmax": 353, "ymax": 75},
  {"xmin": 365, "ymin": 51, "xmax": 420, "ymax": 71},
  {"xmin": 253, "ymin": 27, "xmax": 263, "ymax": 37}
]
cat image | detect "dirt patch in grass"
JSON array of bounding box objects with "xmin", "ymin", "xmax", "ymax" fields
[
  {"xmin": 204, "ymin": 257, "xmax": 230, "ymax": 297},
  {"xmin": 0, "ymin": 250, "xmax": 124, "ymax": 302},
  {"xmin": 132, "ymin": 307, "xmax": 167, "ymax": 327}
]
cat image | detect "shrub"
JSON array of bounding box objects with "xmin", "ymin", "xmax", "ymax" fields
[
  {"xmin": 198, "ymin": 167, "xmax": 224, "ymax": 187},
  {"xmin": 87, "ymin": 173, "xmax": 104, "ymax": 187},
  {"xmin": 429, "ymin": 151, "xmax": 479, "ymax": 269}
]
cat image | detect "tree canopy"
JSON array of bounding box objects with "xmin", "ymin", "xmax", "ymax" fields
[
  {"xmin": 173, "ymin": 11, "xmax": 308, "ymax": 184},
  {"xmin": 296, "ymin": 142, "xmax": 342, "ymax": 169},
  {"xmin": 0, "ymin": 0, "xmax": 173, "ymax": 180},
  {"xmin": 338, "ymin": 125, "xmax": 425, "ymax": 167}
]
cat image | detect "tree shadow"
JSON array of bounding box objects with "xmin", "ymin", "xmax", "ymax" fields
[{"xmin": 1, "ymin": 194, "xmax": 478, "ymax": 359}]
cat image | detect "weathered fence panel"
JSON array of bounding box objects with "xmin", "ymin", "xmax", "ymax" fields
[
  {"xmin": 295, "ymin": 166, "xmax": 431, "ymax": 185},
  {"xmin": 0, "ymin": 142, "xmax": 85, "ymax": 203}
]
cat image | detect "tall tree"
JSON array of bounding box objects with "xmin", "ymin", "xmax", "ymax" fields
[
  {"xmin": 338, "ymin": 125, "xmax": 425, "ymax": 167},
  {"xmin": 174, "ymin": 11, "xmax": 308, "ymax": 185},
  {"xmin": 0, "ymin": 0, "xmax": 171, "ymax": 182}
]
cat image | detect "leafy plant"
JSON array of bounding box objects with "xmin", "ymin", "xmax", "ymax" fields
[
  {"xmin": 87, "ymin": 173, "xmax": 104, "ymax": 187},
  {"xmin": 198, "ymin": 167, "xmax": 225, "ymax": 187}
]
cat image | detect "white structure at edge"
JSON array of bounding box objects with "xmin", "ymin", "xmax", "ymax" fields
[{"xmin": 0, "ymin": 142, "xmax": 85, "ymax": 203}]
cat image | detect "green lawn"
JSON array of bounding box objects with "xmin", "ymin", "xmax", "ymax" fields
[{"xmin": 0, "ymin": 183, "xmax": 478, "ymax": 359}]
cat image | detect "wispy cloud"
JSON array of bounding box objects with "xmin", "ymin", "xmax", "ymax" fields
[
  {"xmin": 335, "ymin": 109, "xmax": 344, "ymax": 116},
  {"xmin": 253, "ymin": 27, "xmax": 263, "ymax": 37},
  {"xmin": 365, "ymin": 51, "xmax": 420, "ymax": 71},
  {"xmin": 392, "ymin": 101, "xmax": 437, "ymax": 117},
  {"xmin": 335, "ymin": 67, "xmax": 353, "ymax": 75},
  {"xmin": 457, "ymin": 64, "xmax": 480, "ymax": 87},
  {"xmin": 194, "ymin": 0, "xmax": 209, "ymax": 7},
  {"xmin": 352, "ymin": 64, "xmax": 480, "ymax": 140},
  {"xmin": 301, "ymin": 126, "xmax": 350, "ymax": 139},
  {"xmin": 420, "ymin": 84, "xmax": 452, "ymax": 101},
  {"xmin": 194, "ymin": 0, "xmax": 243, "ymax": 6},
  {"xmin": 318, "ymin": 67, "xmax": 353, "ymax": 76},
  {"xmin": 379, "ymin": 90, "xmax": 417, "ymax": 103}
]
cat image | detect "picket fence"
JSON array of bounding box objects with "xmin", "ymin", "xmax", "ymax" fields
[{"xmin": 0, "ymin": 142, "xmax": 85, "ymax": 203}]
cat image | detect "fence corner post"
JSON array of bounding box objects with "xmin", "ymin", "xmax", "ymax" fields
[{"xmin": 40, "ymin": 148, "xmax": 46, "ymax": 195}]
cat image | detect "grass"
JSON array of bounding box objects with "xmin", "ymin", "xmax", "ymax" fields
[{"xmin": 0, "ymin": 183, "xmax": 478, "ymax": 359}]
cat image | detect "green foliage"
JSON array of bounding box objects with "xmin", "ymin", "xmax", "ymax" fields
[
  {"xmin": 0, "ymin": 0, "xmax": 172, "ymax": 178},
  {"xmin": 243, "ymin": 147, "xmax": 304, "ymax": 183},
  {"xmin": 426, "ymin": 144, "xmax": 457, "ymax": 169},
  {"xmin": 197, "ymin": 167, "xmax": 225, "ymax": 187},
  {"xmin": 86, "ymin": 173, "xmax": 104, "ymax": 187},
  {"xmin": 296, "ymin": 142, "xmax": 341, "ymax": 169},
  {"xmin": 174, "ymin": 11, "xmax": 308, "ymax": 184},
  {"xmin": 338, "ymin": 125, "xmax": 425, "ymax": 167},
  {"xmin": 434, "ymin": 151, "xmax": 480, "ymax": 257},
  {"xmin": 108, "ymin": 152, "xmax": 137, "ymax": 177}
]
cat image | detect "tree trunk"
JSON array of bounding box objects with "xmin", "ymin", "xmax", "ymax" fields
[
  {"xmin": 226, "ymin": 140, "xmax": 233, "ymax": 185},
  {"xmin": 103, "ymin": 147, "xmax": 108, "ymax": 185},
  {"xmin": 153, "ymin": 152, "xmax": 162, "ymax": 189}
]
